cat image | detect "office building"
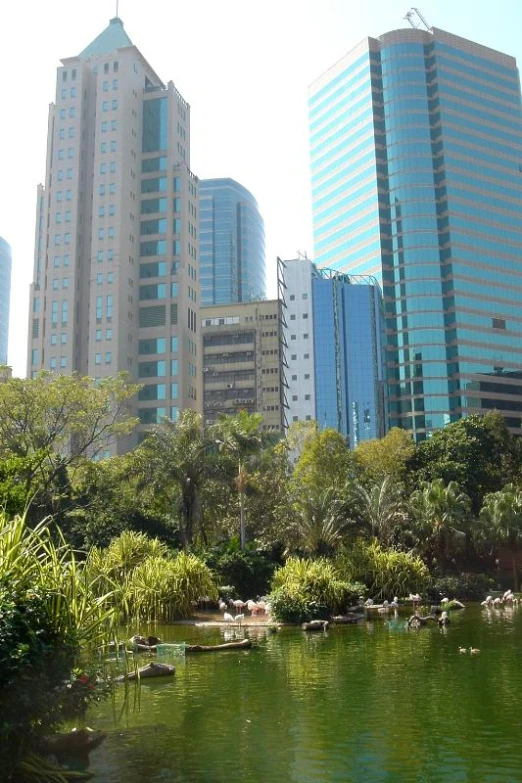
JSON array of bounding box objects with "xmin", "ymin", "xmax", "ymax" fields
[
  {"xmin": 310, "ymin": 26, "xmax": 522, "ymax": 439},
  {"xmin": 278, "ymin": 257, "xmax": 316, "ymax": 427},
  {"xmin": 0, "ymin": 238, "xmax": 12, "ymax": 365},
  {"xmin": 201, "ymin": 299, "xmax": 283, "ymax": 431},
  {"xmin": 199, "ymin": 178, "xmax": 266, "ymax": 306},
  {"xmin": 27, "ymin": 17, "xmax": 201, "ymax": 451},
  {"xmin": 312, "ymin": 268, "xmax": 386, "ymax": 445}
]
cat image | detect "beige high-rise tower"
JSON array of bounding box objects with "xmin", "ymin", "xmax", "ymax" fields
[{"xmin": 27, "ymin": 17, "xmax": 201, "ymax": 452}]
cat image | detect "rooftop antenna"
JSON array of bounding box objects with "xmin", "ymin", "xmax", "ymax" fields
[
  {"xmin": 115, "ymin": 0, "xmax": 120, "ymax": 17},
  {"xmin": 404, "ymin": 7, "xmax": 431, "ymax": 31}
]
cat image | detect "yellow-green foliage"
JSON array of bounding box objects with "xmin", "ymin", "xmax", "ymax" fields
[
  {"xmin": 339, "ymin": 540, "xmax": 430, "ymax": 598},
  {"xmin": 85, "ymin": 531, "xmax": 217, "ymax": 622}
]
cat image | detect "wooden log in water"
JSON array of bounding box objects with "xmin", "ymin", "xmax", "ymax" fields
[
  {"xmin": 331, "ymin": 614, "xmax": 364, "ymax": 624},
  {"xmin": 186, "ymin": 639, "xmax": 253, "ymax": 652},
  {"xmin": 115, "ymin": 662, "xmax": 175, "ymax": 681},
  {"xmin": 301, "ymin": 620, "xmax": 329, "ymax": 631}
]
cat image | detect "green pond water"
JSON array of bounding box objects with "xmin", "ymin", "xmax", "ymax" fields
[{"xmin": 85, "ymin": 605, "xmax": 522, "ymax": 782}]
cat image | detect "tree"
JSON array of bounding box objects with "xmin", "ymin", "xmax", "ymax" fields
[
  {"xmin": 410, "ymin": 413, "xmax": 521, "ymax": 513},
  {"xmin": 354, "ymin": 427, "xmax": 415, "ymax": 486},
  {"xmin": 480, "ymin": 484, "xmax": 522, "ymax": 591},
  {"xmin": 0, "ymin": 372, "xmax": 138, "ymax": 517},
  {"xmin": 134, "ymin": 410, "xmax": 209, "ymax": 548},
  {"xmin": 292, "ymin": 428, "xmax": 355, "ymax": 498},
  {"xmin": 409, "ymin": 479, "xmax": 471, "ymax": 567},
  {"xmin": 352, "ymin": 476, "xmax": 407, "ymax": 547},
  {"xmin": 213, "ymin": 411, "xmax": 265, "ymax": 550},
  {"xmin": 294, "ymin": 488, "xmax": 352, "ymax": 557}
]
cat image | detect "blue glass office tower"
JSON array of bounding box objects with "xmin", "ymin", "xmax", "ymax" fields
[
  {"xmin": 199, "ymin": 178, "xmax": 265, "ymax": 306},
  {"xmin": 312, "ymin": 269, "xmax": 386, "ymax": 445},
  {"xmin": 0, "ymin": 238, "xmax": 11, "ymax": 366},
  {"xmin": 310, "ymin": 27, "xmax": 522, "ymax": 439}
]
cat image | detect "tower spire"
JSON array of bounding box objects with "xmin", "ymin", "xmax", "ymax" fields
[{"xmin": 115, "ymin": 0, "xmax": 119, "ymax": 18}]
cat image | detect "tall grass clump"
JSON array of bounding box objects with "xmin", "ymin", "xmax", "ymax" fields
[
  {"xmin": 269, "ymin": 557, "xmax": 364, "ymax": 623},
  {"xmin": 337, "ymin": 540, "xmax": 430, "ymax": 598},
  {"xmin": 0, "ymin": 513, "xmax": 117, "ymax": 782}
]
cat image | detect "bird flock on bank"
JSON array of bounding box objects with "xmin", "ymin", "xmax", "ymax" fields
[{"xmin": 219, "ymin": 598, "xmax": 271, "ymax": 628}]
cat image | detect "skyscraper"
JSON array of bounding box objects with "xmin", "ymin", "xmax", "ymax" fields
[
  {"xmin": 0, "ymin": 237, "xmax": 12, "ymax": 366},
  {"xmin": 199, "ymin": 178, "xmax": 265, "ymax": 306},
  {"xmin": 309, "ymin": 26, "xmax": 522, "ymax": 439},
  {"xmin": 27, "ymin": 17, "xmax": 201, "ymax": 451}
]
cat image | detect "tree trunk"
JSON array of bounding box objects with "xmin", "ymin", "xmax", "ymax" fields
[{"xmin": 240, "ymin": 491, "xmax": 246, "ymax": 550}]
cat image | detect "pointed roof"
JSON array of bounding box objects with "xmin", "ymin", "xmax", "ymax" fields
[{"xmin": 79, "ymin": 17, "xmax": 133, "ymax": 59}]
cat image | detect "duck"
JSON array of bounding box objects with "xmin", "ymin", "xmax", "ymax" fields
[
  {"xmin": 469, "ymin": 647, "xmax": 480, "ymax": 655},
  {"xmin": 458, "ymin": 646, "xmax": 467, "ymax": 654}
]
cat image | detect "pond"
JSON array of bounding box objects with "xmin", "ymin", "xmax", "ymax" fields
[{"xmin": 86, "ymin": 605, "xmax": 522, "ymax": 782}]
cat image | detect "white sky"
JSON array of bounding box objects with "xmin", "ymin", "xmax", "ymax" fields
[{"xmin": 1, "ymin": 0, "xmax": 521, "ymax": 377}]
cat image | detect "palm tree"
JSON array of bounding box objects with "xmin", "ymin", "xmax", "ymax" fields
[
  {"xmin": 296, "ymin": 488, "xmax": 351, "ymax": 557},
  {"xmin": 409, "ymin": 479, "xmax": 471, "ymax": 566},
  {"xmin": 480, "ymin": 484, "xmax": 522, "ymax": 591},
  {"xmin": 135, "ymin": 410, "xmax": 209, "ymax": 548},
  {"xmin": 213, "ymin": 411, "xmax": 265, "ymax": 549},
  {"xmin": 352, "ymin": 476, "xmax": 407, "ymax": 547}
]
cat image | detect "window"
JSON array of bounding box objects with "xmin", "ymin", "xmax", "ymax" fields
[
  {"xmin": 56, "ymin": 192, "xmax": 63, "ymax": 202},
  {"xmin": 102, "ymin": 101, "xmax": 108, "ymax": 111},
  {"xmin": 101, "ymin": 142, "xmax": 107, "ymax": 153},
  {"xmin": 112, "ymin": 79, "xmax": 118, "ymax": 89},
  {"xmin": 96, "ymin": 329, "xmax": 102, "ymax": 341},
  {"xmin": 62, "ymin": 301, "xmax": 68, "ymax": 325},
  {"xmin": 67, "ymin": 147, "xmax": 74, "ymax": 158},
  {"xmin": 95, "ymin": 353, "xmax": 101, "ymax": 365},
  {"xmin": 171, "ymin": 359, "xmax": 178, "ymax": 375},
  {"xmin": 106, "ymin": 295, "xmax": 113, "ymax": 318},
  {"xmin": 291, "ymin": 334, "xmax": 296, "ymax": 341},
  {"xmin": 292, "ymin": 395, "xmax": 298, "ymax": 401},
  {"xmin": 100, "ymin": 163, "xmax": 106, "ymax": 174},
  {"xmin": 69, "ymin": 107, "xmax": 75, "ymax": 118},
  {"xmin": 110, "ymin": 161, "xmax": 116, "ymax": 173},
  {"xmin": 108, "ymin": 227, "xmax": 115, "ymax": 238},
  {"xmin": 59, "ymin": 129, "xmax": 65, "ymax": 140},
  {"xmin": 63, "ymin": 254, "xmax": 70, "ymax": 266},
  {"xmin": 292, "ymin": 374, "xmax": 297, "ymax": 381},
  {"xmin": 56, "ymin": 213, "xmax": 62, "ymax": 223},
  {"xmin": 97, "ymin": 273, "xmax": 103, "ymax": 284},
  {"xmin": 52, "ymin": 279, "xmax": 59, "ymax": 290},
  {"xmin": 111, "ymin": 120, "xmax": 117, "ymax": 131},
  {"xmin": 109, "ymin": 183, "xmax": 115, "ymax": 194},
  {"xmin": 51, "ymin": 334, "xmax": 57, "ymax": 345},
  {"xmin": 290, "ymin": 294, "xmax": 295, "ymax": 301},
  {"xmin": 52, "ymin": 301, "xmax": 58, "ymax": 327},
  {"xmin": 57, "ymin": 170, "xmax": 64, "ymax": 181},
  {"xmin": 109, "ymin": 204, "xmax": 115, "ymax": 216},
  {"xmin": 302, "ymin": 293, "xmax": 308, "ymax": 299},
  {"xmin": 171, "ymin": 383, "xmax": 178, "ymax": 399},
  {"xmin": 105, "ymin": 352, "xmax": 112, "ymax": 364},
  {"xmin": 65, "ymin": 211, "xmax": 71, "ymax": 222},
  {"xmin": 97, "ymin": 250, "xmax": 103, "ymax": 262},
  {"xmin": 99, "ymin": 184, "xmax": 106, "ymax": 195},
  {"xmin": 304, "ymin": 353, "xmax": 309, "ymax": 359},
  {"xmin": 291, "ymin": 354, "xmax": 297, "ymax": 360},
  {"xmin": 70, "ymin": 87, "xmax": 76, "ymax": 97},
  {"xmin": 303, "ymin": 333, "xmax": 309, "ymax": 339},
  {"xmin": 61, "ymin": 88, "xmax": 67, "ymax": 99},
  {"xmin": 66, "ymin": 169, "xmax": 73, "ymax": 179},
  {"xmin": 290, "ymin": 314, "xmax": 296, "ymax": 321},
  {"xmin": 60, "ymin": 109, "xmax": 66, "ymax": 119},
  {"xmin": 174, "ymin": 176, "xmax": 181, "ymax": 192},
  {"xmin": 98, "ymin": 228, "xmax": 105, "ymax": 239},
  {"xmin": 110, "ymin": 140, "xmax": 116, "ymax": 151},
  {"xmin": 106, "ymin": 328, "xmax": 112, "ymax": 340},
  {"xmin": 60, "ymin": 357, "xmax": 67, "ymax": 368},
  {"xmin": 305, "ymin": 394, "xmax": 311, "ymax": 400},
  {"xmin": 101, "ymin": 121, "xmax": 107, "ymax": 132},
  {"xmin": 50, "ymin": 358, "xmax": 57, "ymax": 369},
  {"xmin": 302, "ymin": 313, "xmax": 308, "ymax": 319},
  {"xmin": 107, "ymin": 272, "xmax": 113, "ymax": 284},
  {"xmin": 66, "ymin": 190, "xmax": 72, "ymax": 201},
  {"xmin": 58, "ymin": 149, "xmax": 64, "ymax": 160},
  {"xmin": 102, "ymin": 80, "xmax": 109, "ymax": 91},
  {"xmin": 113, "ymin": 61, "xmax": 119, "ymax": 72},
  {"xmin": 171, "ymin": 336, "xmax": 178, "ymax": 352},
  {"xmin": 104, "ymin": 63, "xmax": 109, "ymax": 74},
  {"xmin": 54, "ymin": 234, "xmax": 61, "ymax": 246},
  {"xmin": 54, "ymin": 256, "xmax": 60, "ymax": 268},
  {"xmin": 304, "ymin": 373, "xmax": 310, "ymax": 380},
  {"xmin": 68, "ymin": 127, "xmax": 74, "ymax": 138},
  {"xmin": 96, "ymin": 296, "xmax": 102, "ymax": 320},
  {"xmin": 99, "ymin": 206, "xmax": 105, "ymax": 217},
  {"xmin": 112, "ymin": 99, "xmax": 118, "ymax": 109}
]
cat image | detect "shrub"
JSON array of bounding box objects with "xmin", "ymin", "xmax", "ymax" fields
[
  {"xmin": 338, "ymin": 540, "xmax": 430, "ymax": 598},
  {"xmin": 268, "ymin": 557, "xmax": 362, "ymax": 623},
  {"xmin": 426, "ymin": 573, "xmax": 496, "ymax": 601},
  {"xmin": 202, "ymin": 542, "xmax": 278, "ymax": 598}
]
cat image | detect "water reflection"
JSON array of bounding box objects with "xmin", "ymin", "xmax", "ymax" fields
[{"xmin": 88, "ymin": 607, "xmax": 522, "ymax": 782}]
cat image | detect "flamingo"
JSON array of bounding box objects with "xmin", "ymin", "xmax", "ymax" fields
[
  {"xmin": 223, "ymin": 612, "xmax": 234, "ymax": 623},
  {"xmin": 390, "ymin": 597, "xmax": 399, "ymax": 609},
  {"xmin": 481, "ymin": 596, "xmax": 493, "ymax": 607},
  {"xmin": 219, "ymin": 599, "xmax": 227, "ymax": 612},
  {"xmin": 235, "ymin": 613, "xmax": 244, "ymax": 628}
]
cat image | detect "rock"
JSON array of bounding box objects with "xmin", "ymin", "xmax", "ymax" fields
[
  {"xmin": 301, "ymin": 619, "xmax": 329, "ymax": 631},
  {"xmin": 41, "ymin": 728, "xmax": 106, "ymax": 758},
  {"xmin": 115, "ymin": 662, "xmax": 175, "ymax": 682}
]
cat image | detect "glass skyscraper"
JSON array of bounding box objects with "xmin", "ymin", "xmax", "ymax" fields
[
  {"xmin": 199, "ymin": 178, "xmax": 265, "ymax": 306},
  {"xmin": 312, "ymin": 269, "xmax": 386, "ymax": 445},
  {"xmin": 0, "ymin": 237, "xmax": 11, "ymax": 366},
  {"xmin": 310, "ymin": 26, "xmax": 522, "ymax": 439}
]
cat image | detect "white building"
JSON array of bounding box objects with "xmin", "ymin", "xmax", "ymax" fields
[
  {"xmin": 27, "ymin": 17, "xmax": 201, "ymax": 452},
  {"xmin": 280, "ymin": 258, "xmax": 316, "ymax": 428}
]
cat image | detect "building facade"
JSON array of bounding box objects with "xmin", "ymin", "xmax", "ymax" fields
[
  {"xmin": 312, "ymin": 269, "xmax": 386, "ymax": 445},
  {"xmin": 27, "ymin": 17, "xmax": 201, "ymax": 450},
  {"xmin": 309, "ymin": 26, "xmax": 522, "ymax": 439},
  {"xmin": 0, "ymin": 238, "xmax": 12, "ymax": 366},
  {"xmin": 278, "ymin": 257, "xmax": 316, "ymax": 427},
  {"xmin": 199, "ymin": 178, "xmax": 266, "ymax": 306},
  {"xmin": 201, "ymin": 300, "xmax": 283, "ymax": 432}
]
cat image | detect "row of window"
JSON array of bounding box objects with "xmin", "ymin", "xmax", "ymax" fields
[
  {"xmin": 58, "ymin": 128, "xmax": 75, "ymax": 139},
  {"xmin": 59, "ymin": 107, "xmax": 76, "ymax": 119},
  {"xmin": 101, "ymin": 79, "xmax": 119, "ymax": 91},
  {"xmin": 100, "ymin": 141, "xmax": 117, "ymax": 153},
  {"xmin": 139, "ymin": 360, "xmax": 179, "ymax": 377},
  {"xmin": 101, "ymin": 99, "xmax": 118, "ymax": 111},
  {"xmin": 291, "ymin": 374, "xmax": 311, "ymax": 381},
  {"xmin": 101, "ymin": 120, "xmax": 117, "ymax": 132},
  {"xmin": 61, "ymin": 87, "xmax": 76, "ymax": 98},
  {"xmin": 96, "ymin": 295, "xmax": 113, "ymax": 319},
  {"xmin": 99, "ymin": 161, "xmax": 117, "ymax": 174},
  {"xmin": 98, "ymin": 183, "xmax": 116, "ymax": 195},
  {"xmin": 289, "ymin": 313, "xmax": 309, "ymax": 320},
  {"xmin": 138, "ymin": 336, "xmax": 178, "ymax": 354},
  {"xmin": 56, "ymin": 190, "xmax": 73, "ymax": 202},
  {"xmin": 95, "ymin": 353, "xmax": 112, "ymax": 364},
  {"xmin": 96, "ymin": 272, "xmax": 114, "ymax": 284},
  {"xmin": 57, "ymin": 148, "xmax": 74, "ymax": 160},
  {"xmin": 56, "ymin": 212, "xmax": 72, "ymax": 223},
  {"xmin": 290, "ymin": 333, "xmax": 309, "ymax": 340},
  {"xmin": 289, "ymin": 293, "xmax": 308, "ymax": 301}
]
